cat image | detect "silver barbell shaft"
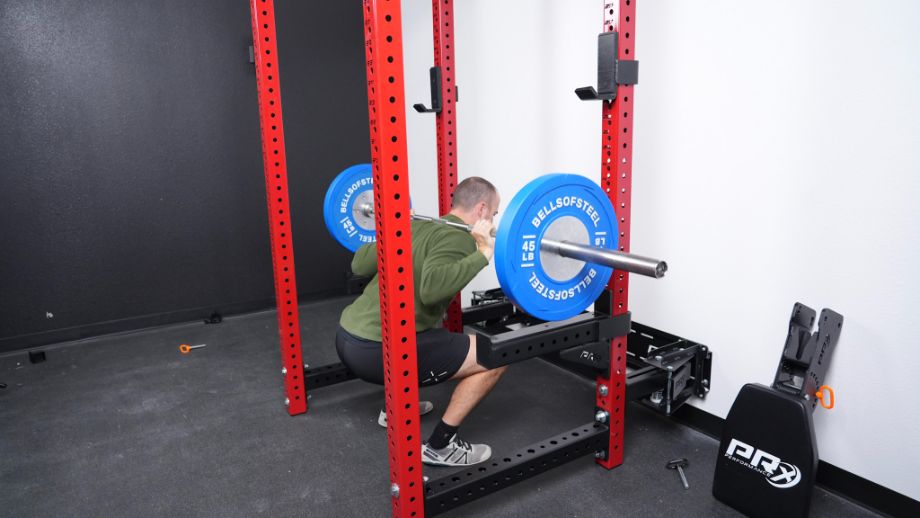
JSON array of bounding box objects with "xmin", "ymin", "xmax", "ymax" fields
[
  {"xmin": 409, "ymin": 213, "xmax": 476, "ymax": 232},
  {"xmin": 361, "ymin": 203, "xmax": 478, "ymax": 233},
  {"xmin": 358, "ymin": 204, "xmax": 666, "ymax": 278}
]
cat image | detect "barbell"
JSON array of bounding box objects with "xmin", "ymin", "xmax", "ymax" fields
[
  {"xmin": 354, "ymin": 204, "xmax": 665, "ymax": 279},
  {"xmin": 324, "ymin": 164, "xmax": 667, "ymax": 321}
]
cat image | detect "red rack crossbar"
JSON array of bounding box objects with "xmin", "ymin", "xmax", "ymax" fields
[
  {"xmin": 363, "ymin": 1, "xmax": 426, "ymax": 516},
  {"xmin": 596, "ymin": 0, "xmax": 637, "ymax": 469},
  {"xmin": 249, "ymin": 0, "xmax": 306, "ymax": 416}
]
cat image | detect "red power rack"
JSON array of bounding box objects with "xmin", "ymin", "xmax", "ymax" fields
[
  {"xmin": 362, "ymin": 1, "xmax": 426, "ymax": 516},
  {"xmin": 253, "ymin": 0, "xmax": 641, "ymax": 515},
  {"xmin": 248, "ymin": 0, "xmax": 306, "ymax": 416},
  {"xmin": 595, "ymin": 0, "xmax": 636, "ymax": 469}
]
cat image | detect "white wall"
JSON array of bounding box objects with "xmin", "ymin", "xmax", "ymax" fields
[{"xmin": 400, "ymin": 0, "xmax": 920, "ymax": 500}]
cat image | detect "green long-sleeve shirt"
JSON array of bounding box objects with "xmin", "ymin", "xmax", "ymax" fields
[{"xmin": 340, "ymin": 214, "xmax": 489, "ymax": 341}]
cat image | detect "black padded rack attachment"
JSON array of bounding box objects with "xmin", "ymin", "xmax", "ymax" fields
[{"xmin": 772, "ymin": 303, "xmax": 844, "ymax": 410}]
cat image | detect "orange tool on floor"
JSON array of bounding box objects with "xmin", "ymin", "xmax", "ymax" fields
[{"xmin": 178, "ymin": 343, "xmax": 207, "ymax": 355}]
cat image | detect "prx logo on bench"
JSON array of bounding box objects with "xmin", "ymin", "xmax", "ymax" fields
[{"xmin": 724, "ymin": 438, "xmax": 802, "ymax": 489}]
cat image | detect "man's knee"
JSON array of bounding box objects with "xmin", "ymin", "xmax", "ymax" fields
[
  {"xmin": 470, "ymin": 335, "xmax": 508, "ymax": 375},
  {"xmin": 449, "ymin": 335, "xmax": 498, "ymax": 380}
]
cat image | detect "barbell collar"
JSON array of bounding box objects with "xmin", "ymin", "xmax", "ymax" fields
[{"xmin": 540, "ymin": 238, "xmax": 667, "ymax": 279}]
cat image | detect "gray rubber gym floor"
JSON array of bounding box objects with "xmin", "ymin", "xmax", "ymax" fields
[{"xmin": 0, "ymin": 296, "xmax": 879, "ymax": 517}]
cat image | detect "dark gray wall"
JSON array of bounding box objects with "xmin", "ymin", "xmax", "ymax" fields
[{"xmin": 0, "ymin": 1, "xmax": 369, "ymax": 351}]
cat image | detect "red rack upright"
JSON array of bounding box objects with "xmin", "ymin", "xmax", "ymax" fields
[
  {"xmin": 429, "ymin": 0, "xmax": 463, "ymax": 332},
  {"xmin": 595, "ymin": 0, "xmax": 637, "ymax": 469},
  {"xmin": 362, "ymin": 1, "xmax": 426, "ymax": 516},
  {"xmin": 249, "ymin": 0, "xmax": 306, "ymax": 416}
]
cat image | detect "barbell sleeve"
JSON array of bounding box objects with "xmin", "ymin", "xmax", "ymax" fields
[{"xmin": 540, "ymin": 239, "xmax": 668, "ymax": 279}]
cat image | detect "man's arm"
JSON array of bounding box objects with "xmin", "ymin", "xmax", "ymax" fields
[
  {"xmin": 351, "ymin": 242, "xmax": 378, "ymax": 277},
  {"xmin": 418, "ymin": 242, "xmax": 489, "ymax": 305}
]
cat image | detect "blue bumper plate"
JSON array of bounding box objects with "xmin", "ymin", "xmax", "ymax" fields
[
  {"xmin": 495, "ymin": 174, "xmax": 619, "ymax": 321},
  {"xmin": 324, "ymin": 164, "xmax": 376, "ymax": 252}
]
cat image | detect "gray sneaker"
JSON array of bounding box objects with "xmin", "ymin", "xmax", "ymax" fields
[
  {"xmin": 378, "ymin": 401, "xmax": 434, "ymax": 427},
  {"xmin": 422, "ymin": 434, "xmax": 492, "ymax": 467}
]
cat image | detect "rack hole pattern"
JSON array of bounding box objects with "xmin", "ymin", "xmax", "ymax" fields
[
  {"xmin": 596, "ymin": 0, "xmax": 636, "ymax": 469},
  {"xmin": 304, "ymin": 364, "xmax": 357, "ymax": 390},
  {"xmin": 493, "ymin": 328, "xmax": 593, "ymax": 366},
  {"xmin": 363, "ymin": 1, "xmax": 424, "ymax": 516},
  {"xmin": 431, "ymin": 0, "xmax": 463, "ymax": 333},
  {"xmin": 424, "ymin": 424, "xmax": 608, "ymax": 514},
  {"xmin": 250, "ymin": 0, "xmax": 304, "ymax": 415}
]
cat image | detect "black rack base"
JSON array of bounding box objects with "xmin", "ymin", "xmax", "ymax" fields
[
  {"xmin": 424, "ymin": 422, "xmax": 609, "ymax": 516},
  {"xmin": 304, "ymin": 363, "xmax": 356, "ymax": 390}
]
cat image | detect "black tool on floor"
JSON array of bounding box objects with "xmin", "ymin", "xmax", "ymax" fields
[
  {"xmin": 667, "ymin": 458, "xmax": 690, "ymax": 489},
  {"xmin": 29, "ymin": 350, "xmax": 46, "ymax": 364},
  {"xmin": 713, "ymin": 302, "xmax": 843, "ymax": 518},
  {"xmin": 0, "ymin": 383, "xmax": 7, "ymax": 389},
  {"xmin": 204, "ymin": 312, "xmax": 222, "ymax": 324}
]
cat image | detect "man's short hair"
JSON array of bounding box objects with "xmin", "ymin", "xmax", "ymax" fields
[{"xmin": 452, "ymin": 177, "xmax": 497, "ymax": 210}]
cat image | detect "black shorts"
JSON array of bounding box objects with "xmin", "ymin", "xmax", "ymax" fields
[{"xmin": 335, "ymin": 326, "xmax": 469, "ymax": 387}]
